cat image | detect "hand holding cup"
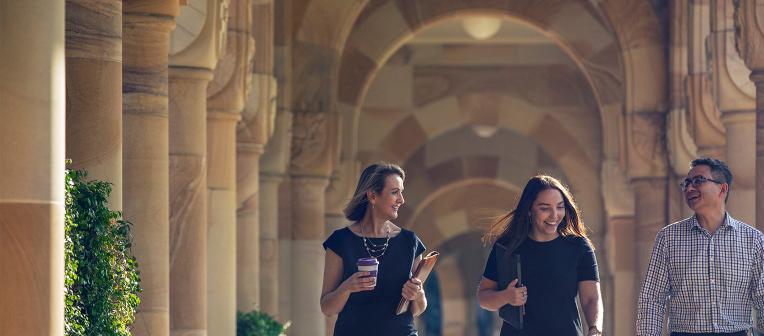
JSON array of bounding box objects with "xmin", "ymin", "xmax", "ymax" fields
[{"xmin": 339, "ymin": 271, "xmax": 376, "ymax": 293}]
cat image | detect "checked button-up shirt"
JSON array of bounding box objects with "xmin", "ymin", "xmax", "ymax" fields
[{"xmin": 636, "ymin": 213, "xmax": 764, "ymax": 336}]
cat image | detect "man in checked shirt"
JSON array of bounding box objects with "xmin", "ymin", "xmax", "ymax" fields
[{"xmin": 637, "ymin": 157, "xmax": 764, "ymax": 336}]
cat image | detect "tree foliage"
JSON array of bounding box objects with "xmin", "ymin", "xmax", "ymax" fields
[{"xmin": 65, "ymin": 169, "xmax": 141, "ymax": 336}]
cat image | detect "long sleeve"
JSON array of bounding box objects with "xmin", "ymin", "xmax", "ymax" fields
[
  {"xmin": 751, "ymin": 235, "xmax": 764, "ymax": 333},
  {"xmin": 636, "ymin": 230, "xmax": 671, "ymax": 336}
]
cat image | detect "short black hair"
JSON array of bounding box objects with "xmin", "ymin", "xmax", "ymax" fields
[{"xmin": 690, "ymin": 157, "xmax": 732, "ymax": 202}]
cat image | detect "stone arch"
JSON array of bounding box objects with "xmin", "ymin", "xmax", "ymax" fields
[
  {"xmin": 333, "ymin": 0, "xmax": 668, "ymax": 167},
  {"xmin": 405, "ymin": 178, "xmax": 521, "ymax": 251}
]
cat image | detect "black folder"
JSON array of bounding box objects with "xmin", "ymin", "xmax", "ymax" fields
[{"xmin": 495, "ymin": 242, "xmax": 524, "ymax": 329}]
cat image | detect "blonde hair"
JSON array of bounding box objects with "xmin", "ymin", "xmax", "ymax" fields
[{"xmin": 343, "ymin": 162, "xmax": 405, "ymax": 221}]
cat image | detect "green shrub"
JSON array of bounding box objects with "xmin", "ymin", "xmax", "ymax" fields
[
  {"xmin": 237, "ymin": 310, "xmax": 290, "ymax": 336},
  {"xmin": 65, "ymin": 169, "xmax": 141, "ymax": 336}
]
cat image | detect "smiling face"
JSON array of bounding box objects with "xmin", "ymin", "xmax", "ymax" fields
[
  {"xmin": 529, "ymin": 188, "xmax": 565, "ymax": 242},
  {"xmin": 369, "ymin": 174, "xmax": 405, "ymax": 220},
  {"xmin": 684, "ymin": 164, "xmax": 726, "ymax": 213}
]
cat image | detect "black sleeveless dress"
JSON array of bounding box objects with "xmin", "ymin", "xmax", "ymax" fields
[{"xmin": 323, "ymin": 227, "xmax": 426, "ymax": 336}]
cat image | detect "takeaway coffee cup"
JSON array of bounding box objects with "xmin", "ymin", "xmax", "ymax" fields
[{"xmin": 357, "ymin": 257, "xmax": 379, "ymax": 287}]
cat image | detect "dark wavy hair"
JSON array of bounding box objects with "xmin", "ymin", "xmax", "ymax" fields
[
  {"xmin": 343, "ymin": 162, "xmax": 406, "ymax": 221},
  {"xmin": 482, "ymin": 175, "xmax": 592, "ymax": 253}
]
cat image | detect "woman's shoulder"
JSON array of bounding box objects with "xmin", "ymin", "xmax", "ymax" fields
[
  {"xmin": 561, "ymin": 235, "xmax": 594, "ymax": 250},
  {"xmin": 327, "ymin": 226, "xmax": 354, "ymax": 240}
]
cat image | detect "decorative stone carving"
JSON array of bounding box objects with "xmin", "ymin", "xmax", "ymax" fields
[
  {"xmin": 711, "ymin": 0, "xmax": 756, "ymax": 111},
  {"xmin": 626, "ymin": 112, "xmax": 667, "ymax": 178},
  {"xmin": 685, "ymin": 74, "xmax": 726, "ymax": 152},
  {"xmin": 290, "ymin": 109, "xmax": 341, "ymax": 176},
  {"xmin": 239, "ymin": 73, "xmax": 277, "ymax": 145},
  {"xmin": 734, "ymin": 0, "xmax": 764, "ymax": 70},
  {"xmin": 170, "ymin": 0, "xmax": 230, "ymax": 70},
  {"xmin": 208, "ymin": 0, "xmax": 254, "ymax": 112},
  {"xmin": 667, "ymin": 107, "xmax": 698, "ymax": 175}
]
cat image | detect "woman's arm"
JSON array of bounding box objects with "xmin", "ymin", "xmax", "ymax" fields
[
  {"xmin": 476, "ymin": 277, "xmax": 526, "ymax": 311},
  {"xmin": 320, "ymin": 249, "xmax": 374, "ymax": 316},
  {"xmin": 403, "ymin": 255, "xmax": 427, "ymax": 316},
  {"xmin": 578, "ymin": 280, "xmax": 603, "ymax": 335}
]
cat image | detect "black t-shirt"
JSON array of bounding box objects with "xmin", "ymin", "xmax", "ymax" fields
[
  {"xmin": 323, "ymin": 227, "xmax": 426, "ymax": 336},
  {"xmin": 483, "ymin": 235, "xmax": 599, "ymax": 336}
]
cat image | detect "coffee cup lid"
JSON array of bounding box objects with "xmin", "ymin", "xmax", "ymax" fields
[{"xmin": 357, "ymin": 257, "xmax": 379, "ymax": 265}]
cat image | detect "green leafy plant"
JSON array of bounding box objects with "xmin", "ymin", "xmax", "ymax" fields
[
  {"xmin": 65, "ymin": 168, "xmax": 141, "ymax": 336},
  {"xmin": 237, "ymin": 310, "xmax": 290, "ymax": 336}
]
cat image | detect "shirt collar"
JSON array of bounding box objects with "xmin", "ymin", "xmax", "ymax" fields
[{"xmin": 689, "ymin": 212, "xmax": 737, "ymax": 232}]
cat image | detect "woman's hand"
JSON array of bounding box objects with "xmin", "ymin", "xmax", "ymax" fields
[
  {"xmin": 338, "ymin": 272, "xmax": 375, "ymax": 294},
  {"xmin": 502, "ymin": 279, "xmax": 527, "ymax": 306},
  {"xmin": 401, "ymin": 277, "xmax": 425, "ymax": 300}
]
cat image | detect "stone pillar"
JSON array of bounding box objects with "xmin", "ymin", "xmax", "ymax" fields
[
  {"xmin": 207, "ymin": 0, "xmax": 254, "ymax": 333},
  {"xmin": 65, "ymin": 0, "xmax": 123, "ymax": 208},
  {"xmin": 169, "ymin": 67, "xmax": 213, "ymax": 336},
  {"xmin": 687, "ymin": 0, "xmax": 726, "ymax": 158},
  {"xmin": 633, "ymin": 178, "xmax": 668, "ymax": 284},
  {"xmin": 735, "ymin": 0, "xmax": 764, "ymax": 229},
  {"xmin": 290, "ymin": 176, "xmax": 331, "ymax": 336},
  {"xmin": 123, "ymin": 2, "xmax": 178, "ymax": 335},
  {"xmin": 0, "ymin": 1, "xmax": 65, "ymax": 334},
  {"xmin": 601, "ymin": 160, "xmax": 637, "ymax": 336},
  {"xmin": 609, "ymin": 215, "xmax": 637, "ymax": 336},
  {"xmin": 289, "ymin": 105, "xmax": 341, "ymax": 336},
  {"xmin": 260, "ymin": 172, "xmax": 284, "ymax": 315},
  {"xmin": 237, "ymin": 0, "xmax": 277, "ymax": 313},
  {"xmin": 278, "ymin": 176, "xmax": 294, "ymax": 321},
  {"xmin": 168, "ymin": 1, "xmax": 229, "ymax": 334},
  {"xmin": 237, "ymin": 142, "xmax": 264, "ymax": 312},
  {"xmin": 720, "ymin": 111, "xmax": 756, "ymax": 223},
  {"xmin": 262, "ymin": 109, "xmax": 294, "ymax": 320},
  {"xmin": 206, "ymin": 110, "xmax": 239, "ymax": 336}
]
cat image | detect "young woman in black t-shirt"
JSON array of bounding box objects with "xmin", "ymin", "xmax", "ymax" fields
[
  {"xmin": 320, "ymin": 162, "xmax": 427, "ymax": 336},
  {"xmin": 477, "ymin": 175, "xmax": 603, "ymax": 336}
]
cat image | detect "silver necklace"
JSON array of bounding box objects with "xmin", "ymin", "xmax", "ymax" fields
[{"xmin": 361, "ymin": 224, "xmax": 391, "ymax": 259}]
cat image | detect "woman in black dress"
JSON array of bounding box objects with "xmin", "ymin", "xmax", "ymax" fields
[
  {"xmin": 320, "ymin": 162, "xmax": 427, "ymax": 336},
  {"xmin": 477, "ymin": 175, "xmax": 603, "ymax": 336}
]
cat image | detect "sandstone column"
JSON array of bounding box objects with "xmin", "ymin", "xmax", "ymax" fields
[
  {"xmin": 259, "ymin": 172, "xmax": 284, "ymax": 316},
  {"xmin": 687, "ymin": 0, "xmax": 726, "ymax": 158},
  {"xmin": 736, "ymin": 0, "xmax": 764, "ymax": 229},
  {"xmin": 633, "ymin": 178, "xmax": 668, "ymax": 284},
  {"xmin": 712, "ymin": 0, "xmax": 756, "ymax": 225},
  {"xmin": 207, "ymin": 0, "xmax": 255, "ymax": 333},
  {"xmin": 290, "ymin": 175, "xmax": 331, "ymax": 336},
  {"xmin": 123, "ymin": 1, "xmax": 178, "ymax": 335},
  {"xmin": 168, "ymin": 1, "xmax": 229, "ymax": 334},
  {"xmin": 65, "ymin": 0, "xmax": 123, "ymax": 208},
  {"xmin": 601, "ymin": 161, "xmax": 637, "ymax": 336},
  {"xmin": 237, "ymin": 0, "xmax": 277, "ymax": 313},
  {"xmin": 289, "ymin": 108, "xmax": 340, "ymax": 336},
  {"xmin": 262, "ymin": 109, "xmax": 294, "ymax": 319},
  {"xmin": 0, "ymin": 1, "xmax": 65, "ymax": 334},
  {"xmin": 625, "ymin": 109, "xmax": 669, "ymax": 289},
  {"xmin": 169, "ymin": 67, "xmax": 212, "ymax": 336}
]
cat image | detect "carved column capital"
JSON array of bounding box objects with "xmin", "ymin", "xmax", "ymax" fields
[
  {"xmin": 207, "ymin": 0, "xmax": 255, "ymax": 114},
  {"xmin": 625, "ymin": 111, "xmax": 668, "ymax": 179},
  {"xmin": 290, "ymin": 110, "xmax": 341, "ymax": 177},
  {"xmin": 170, "ymin": 0, "xmax": 231, "ymax": 70},
  {"xmin": 238, "ymin": 73, "xmax": 277, "ymax": 146},
  {"xmin": 735, "ymin": 0, "xmax": 764, "ymax": 71}
]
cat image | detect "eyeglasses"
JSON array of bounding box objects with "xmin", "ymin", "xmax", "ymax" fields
[{"xmin": 679, "ymin": 176, "xmax": 723, "ymax": 191}]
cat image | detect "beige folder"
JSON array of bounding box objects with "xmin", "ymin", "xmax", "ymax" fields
[{"xmin": 395, "ymin": 251, "xmax": 440, "ymax": 315}]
